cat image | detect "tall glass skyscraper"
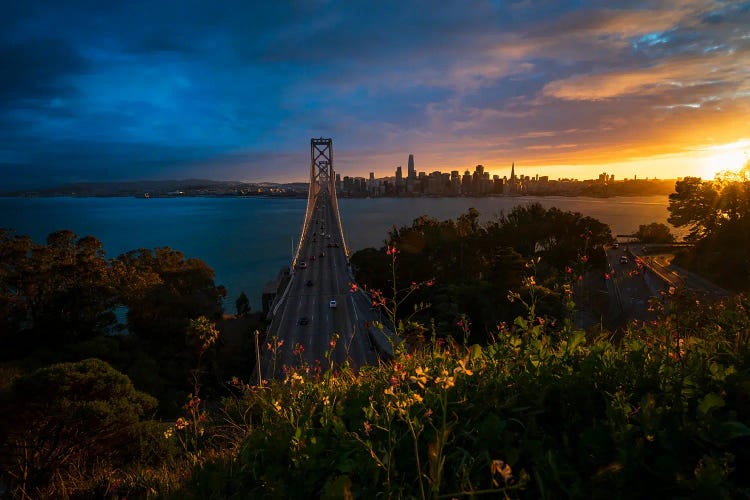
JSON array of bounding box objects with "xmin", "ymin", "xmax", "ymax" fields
[{"xmin": 407, "ymin": 154, "xmax": 416, "ymax": 180}]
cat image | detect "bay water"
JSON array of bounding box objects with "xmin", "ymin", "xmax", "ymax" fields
[{"xmin": 0, "ymin": 195, "xmax": 676, "ymax": 310}]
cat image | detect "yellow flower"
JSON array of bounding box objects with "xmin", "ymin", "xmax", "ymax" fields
[
  {"xmin": 491, "ymin": 460, "xmax": 513, "ymax": 487},
  {"xmin": 453, "ymin": 359, "xmax": 474, "ymax": 376},
  {"xmin": 409, "ymin": 366, "xmax": 430, "ymax": 388},
  {"xmin": 163, "ymin": 428, "xmax": 174, "ymax": 439},
  {"xmin": 273, "ymin": 400, "xmax": 282, "ymax": 412},
  {"xmin": 175, "ymin": 417, "xmax": 189, "ymax": 430},
  {"xmin": 434, "ymin": 370, "xmax": 455, "ymax": 389}
]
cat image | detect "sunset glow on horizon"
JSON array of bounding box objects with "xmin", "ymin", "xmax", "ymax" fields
[{"xmin": 2, "ymin": 1, "xmax": 749, "ymax": 189}]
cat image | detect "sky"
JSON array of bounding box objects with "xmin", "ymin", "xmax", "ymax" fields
[{"xmin": 1, "ymin": 0, "xmax": 749, "ymax": 189}]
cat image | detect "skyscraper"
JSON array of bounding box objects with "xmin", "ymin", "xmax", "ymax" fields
[{"xmin": 407, "ymin": 154, "xmax": 416, "ymax": 180}]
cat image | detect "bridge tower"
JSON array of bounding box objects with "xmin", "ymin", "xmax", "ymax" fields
[
  {"xmin": 310, "ymin": 138, "xmax": 335, "ymax": 196},
  {"xmin": 294, "ymin": 138, "xmax": 349, "ymax": 269}
]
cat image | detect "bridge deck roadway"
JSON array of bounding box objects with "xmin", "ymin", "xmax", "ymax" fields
[{"xmin": 261, "ymin": 192, "xmax": 386, "ymax": 380}]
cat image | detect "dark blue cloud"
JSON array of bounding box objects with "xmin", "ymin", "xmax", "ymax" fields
[{"xmin": 0, "ymin": 0, "xmax": 748, "ymax": 189}]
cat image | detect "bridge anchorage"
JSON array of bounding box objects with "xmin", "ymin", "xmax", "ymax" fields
[{"xmin": 260, "ymin": 138, "xmax": 394, "ymax": 381}]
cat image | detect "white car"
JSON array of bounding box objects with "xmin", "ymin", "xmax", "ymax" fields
[{"xmin": 329, "ymin": 299, "xmax": 337, "ymax": 308}]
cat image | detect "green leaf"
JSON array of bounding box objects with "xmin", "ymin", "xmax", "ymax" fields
[
  {"xmin": 697, "ymin": 393, "xmax": 725, "ymax": 416},
  {"xmin": 721, "ymin": 421, "xmax": 750, "ymax": 439}
]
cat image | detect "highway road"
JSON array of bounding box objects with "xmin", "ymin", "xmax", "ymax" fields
[{"xmin": 261, "ymin": 192, "xmax": 387, "ymax": 379}]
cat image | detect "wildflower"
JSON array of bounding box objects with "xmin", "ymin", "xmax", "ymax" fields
[
  {"xmin": 435, "ymin": 370, "xmax": 455, "ymax": 389},
  {"xmin": 411, "ymin": 393, "xmax": 423, "ymax": 404},
  {"xmin": 565, "ymin": 266, "xmax": 573, "ymax": 274},
  {"xmin": 537, "ymin": 317, "xmax": 545, "ymax": 326},
  {"xmin": 322, "ymin": 396, "xmax": 331, "ymax": 406},
  {"xmin": 349, "ymin": 283, "xmax": 359, "ymax": 292},
  {"xmin": 581, "ymin": 255, "xmax": 589, "ymax": 263},
  {"xmin": 604, "ymin": 273, "xmax": 611, "ymax": 280},
  {"xmin": 491, "ymin": 460, "xmax": 513, "ymax": 487},
  {"xmin": 175, "ymin": 417, "xmax": 189, "ymax": 430},
  {"xmin": 577, "ymin": 275, "xmax": 583, "ymax": 281},
  {"xmin": 230, "ymin": 376, "xmax": 240, "ymax": 386},
  {"xmin": 329, "ymin": 332, "xmax": 339, "ymax": 349},
  {"xmin": 409, "ymin": 366, "xmax": 430, "ymax": 388},
  {"xmin": 293, "ymin": 342, "xmax": 305, "ymax": 356},
  {"xmin": 273, "ymin": 400, "xmax": 282, "ymax": 412},
  {"xmin": 163, "ymin": 428, "xmax": 174, "ymax": 439},
  {"xmin": 425, "ymin": 279, "xmax": 435, "ymax": 287},
  {"xmin": 453, "ymin": 359, "xmax": 474, "ymax": 376},
  {"xmin": 363, "ymin": 421, "xmax": 372, "ymax": 435}
]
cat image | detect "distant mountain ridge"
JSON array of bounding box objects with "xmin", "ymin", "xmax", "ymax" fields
[{"xmin": 2, "ymin": 179, "xmax": 310, "ymax": 197}]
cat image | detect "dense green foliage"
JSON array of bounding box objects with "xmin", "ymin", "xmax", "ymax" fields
[
  {"xmin": 668, "ymin": 170, "xmax": 750, "ymax": 289},
  {"xmin": 634, "ymin": 222, "xmax": 675, "ymax": 243},
  {"xmin": 0, "ymin": 359, "xmax": 161, "ymax": 497},
  {"xmin": 352, "ymin": 204, "xmax": 612, "ymax": 343},
  {"xmin": 184, "ymin": 293, "xmax": 749, "ymax": 499}
]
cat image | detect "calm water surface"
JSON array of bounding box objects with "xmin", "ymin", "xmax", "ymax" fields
[{"xmin": 0, "ymin": 195, "xmax": 677, "ymax": 309}]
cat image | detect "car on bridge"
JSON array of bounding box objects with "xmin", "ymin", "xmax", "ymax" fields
[
  {"xmin": 329, "ymin": 299, "xmax": 337, "ymax": 308},
  {"xmin": 297, "ymin": 317, "xmax": 309, "ymax": 325},
  {"xmin": 305, "ymin": 280, "xmax": 313, "ymax": 287},
  {"xmin": 298, "ymin": 261, "xmax": 308, "ymax": 269},
  {"xmin": 620, "ymin": 255, "xmax": 629, "ymax": 264}
]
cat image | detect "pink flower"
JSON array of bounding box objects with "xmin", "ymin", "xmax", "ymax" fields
[
  {"xmin": 580, "ymin": 255, "xmax": 588, "ymax": 263},
  {"xmin": 604, "ymin": 273, "xmax": 611, "ymax": 280},
  {"xmin": 565, "ymin": 266, "xmax": 573, "ymax": 274},
  {"xmin": 293, "ymin": 343, "xmax": 305, "ymax": 356},
  {"xmin": 577, "ymin": 275, "xmax": 583, "ymax": 281}
]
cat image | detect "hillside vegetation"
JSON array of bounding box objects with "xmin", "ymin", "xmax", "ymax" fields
[{"xmin": 2, "ymin": 194, "xmax": 750, "ymax": 498}]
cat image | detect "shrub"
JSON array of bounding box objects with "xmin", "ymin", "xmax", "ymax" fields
[{"xmin": 0, "ymin": 358, "xmax": 158, "ymax": 497}]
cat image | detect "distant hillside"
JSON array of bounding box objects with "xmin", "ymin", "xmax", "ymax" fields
[{"xmin": 2, "ymin": 179, "xmax": 310, "ymax": 197}]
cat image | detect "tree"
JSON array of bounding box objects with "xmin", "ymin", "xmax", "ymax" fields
[
  {"xmin": 635, "ymin": 222, "xmax": 675, "ymax": 244},
  {"xmin": 0, "ymin": 359, "xmax": 157, "ymax": 496},
  {"xmin": 235, "ymin": 291, "xmax": 251, "ymax": 317},
  {"xmin": 117, "ymin": 247, "xmax": 226, "ymax": 348},
  {"xmin": 668, "ymin": 176, "xmax": 750, "ymax": 290},
  {"xmin": 668, "ymin": 177, "xmax": 720, "ymax": 241},
  {"xmin": 0, "ymin": 229, "xmax": 33, "ymax": 341},
  {"xmin": 1, "ymin": 230, "xmax": 117, "ymax": 347}
]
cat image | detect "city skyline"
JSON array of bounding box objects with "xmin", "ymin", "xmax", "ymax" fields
[{"xmin": 2, "ymin": 1, "xmax": 749, "ymax": 189}]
